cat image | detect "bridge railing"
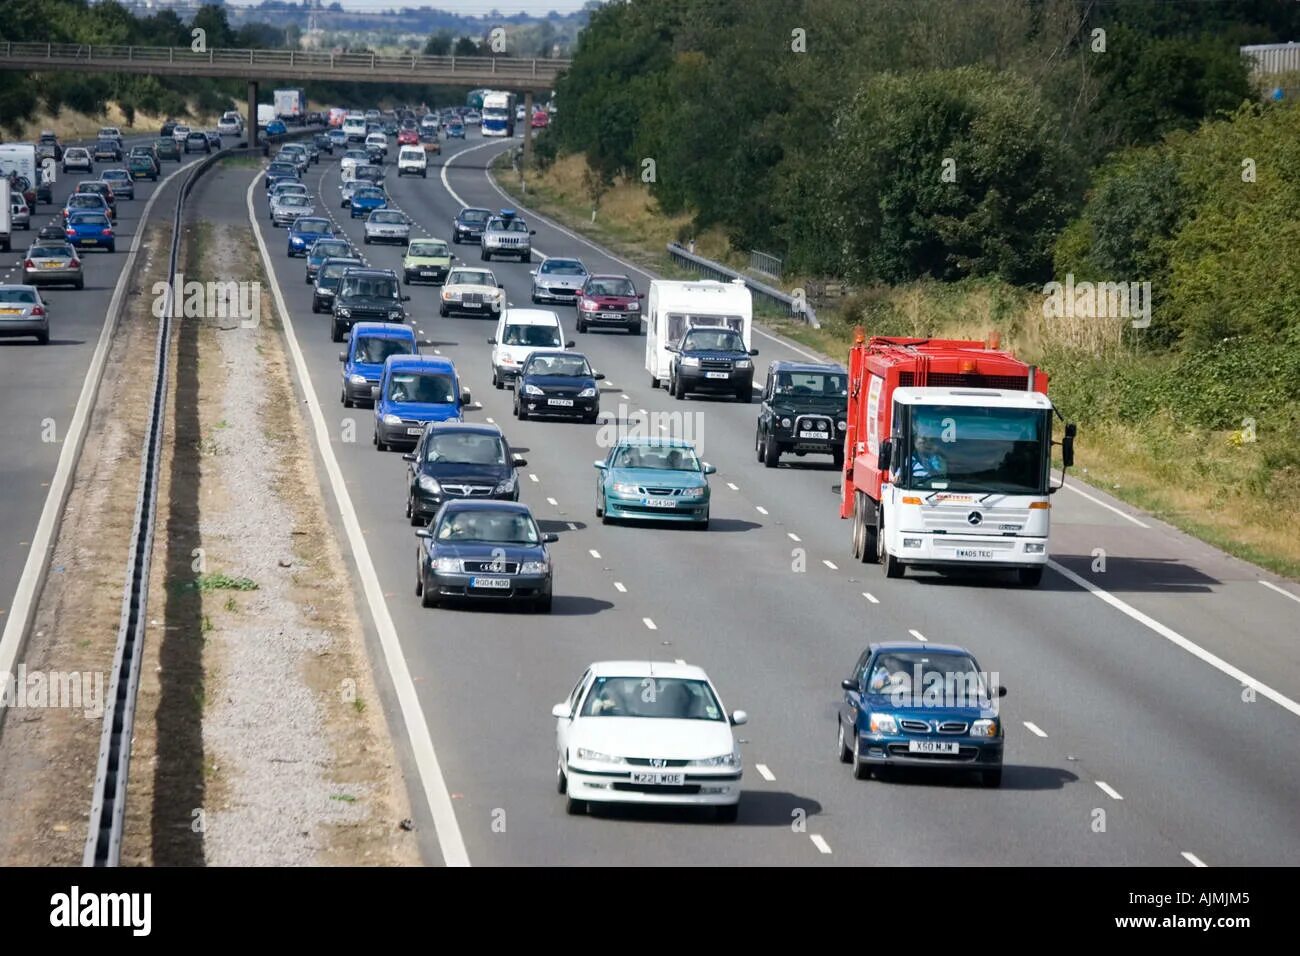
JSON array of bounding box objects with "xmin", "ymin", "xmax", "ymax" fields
[{"xmin": 0, "ymin": 42, "xmax": 569, "ymax": 78}]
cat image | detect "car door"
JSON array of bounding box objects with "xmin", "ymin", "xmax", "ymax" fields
[
  {"xmin": 840, "ymin": 649, "xmax": 873, "ymax": 735},
  {"xmin": 557, "ymin": 669, "xmax": 593, "ymax": 759},
  {"xmin": 408, "ymin": 423, "xmax": 425, "ymax": 497},
  {"xmin": 760, "ymin": 367, "xmax": 775, "ymax": 436}
]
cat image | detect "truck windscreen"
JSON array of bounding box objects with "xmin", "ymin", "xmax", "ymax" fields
[{"xmin": 904, "ymin": 405, "xmax": 1048, "ymax": 495}]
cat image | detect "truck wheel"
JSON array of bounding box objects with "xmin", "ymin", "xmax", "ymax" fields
[
  {"xmin": 1017, "ymin": 566, "xmax": 1044, "ymax": 588},
  {"xmin": 858, "ymin": 494, "xmax": 878, "ymax": 564},
  {"xmin": 881, "ymin": 522, "xmax": 904, "ymax": 578}
]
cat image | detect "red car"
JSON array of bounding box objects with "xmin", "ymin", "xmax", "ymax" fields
[
  {"xmin": 531, "ymin": 110, "xmax": 549, "ymax": 129},
  {"xmin": 397, "ymin": 128, "xmax": 420, "ymax": 146},
  {"xmin": 575, "ymin": 274, "xmax": 643, "ymax": 334}
]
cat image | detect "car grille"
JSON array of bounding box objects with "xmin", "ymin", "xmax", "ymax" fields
[
  {"xmin": 625, "ymin": 758, "xmax": 689, "ymax": 767},
  {"xmin": 461, "ymin": 560, "xmax": 520, "ymax": 574},
  {"xmin": 462, "ymin": 293, "xmax": 483, "ymax": 305},
  {"xmin": 794, "ymin": 415, "xmax": 833, "ymax": 435},
  {"xmin": 440, "ymin": 484, "xmax": 494, "ymax": 498},
  {"xmin": 344, "ymin": 307, "xmax": 392, "ymax": 322},
  {"xmin": 492, "ymin": 237, "xmax": 526, "ymax": 247},
  {"xmin": 544, "ymin": 286, "xmax": 578, "ymax": 298},
  {"xmin": 640, "ymin": 486, "xmax": 687, "ymax": 496},
  {"xmin": 886, "ymin": 744, "xmax": 979, "ymax": 762},
  {"xmin": 899, "ymin": 719, "xmax": 931, "ymax": 733},
  {"xmin": 593, "ymin": 302, "xmax": 624, "ymax": 311},
  {"xmin": 700, "ymin": 358, "xmax": 732, "ymax": 371},
  {"xmin": 921, "ymin": 509, "xmax": 1033, "ymax": 533}
]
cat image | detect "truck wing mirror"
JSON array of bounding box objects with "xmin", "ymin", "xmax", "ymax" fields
[
  {"xmin": 1062, "ymin": 423, "xmax": 1076, "ymax": 469},
  {"xmin": 877, "ymin": 438, "xmax": 893, "ymax": 473}
]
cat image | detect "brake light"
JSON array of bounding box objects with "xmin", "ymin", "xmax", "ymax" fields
[
  {"xmin": 102, "ymin": 228, "xmax": 113, "ymax": 235},
  {"xmin": 70, "ymin": 259, "xmax": 80, "ymax": 269},
  {"xmin": 23, "ymin": 259, "xmax": 34, "ymax": 270},
  {"xmin": 32, "ymin": 306, "xmax": 45, "ymax": 317}
]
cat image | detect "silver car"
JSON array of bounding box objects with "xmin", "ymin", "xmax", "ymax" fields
[
  {"xmin": 364, "ymin": 209, "xmax": 410, "ymax": 245},
  {"xmin": 62, "ymin": 147, "xmax": 93, "ymax": 174},
  {"xmin": 10, "ymin": 196, "xmax": 30, "ymax": 231},
  {"xmin": 0, "ymin": 284, "xmax": 50, "ymax": 344},
  {"xmin": 271, "ymin": 193, "xmax": 315, "ymax": 227},
  {"xmin": 23, "ymin": 243, "xmax": 83, "ymax": 289},
  {"xmin": 269, "ymin": 181, "xmax": 309, "ymax": 214},
  {"xmin": 340, "ymin": 178, "xmax": 361, "ymax": 208},
  {"xmin": 531, "ymin": 257, "xmax": 588, "ymax": 305},
  {"xmin": 100, "ymin": 169, "xmax": 135, "ymax": 200},
  {"xmin": 278, "ymin": 145, "xmax": 309, "ymax": 172},
  {"xmin": 481, "ymin": 213, "xmax": 534, "ymax": 263}
]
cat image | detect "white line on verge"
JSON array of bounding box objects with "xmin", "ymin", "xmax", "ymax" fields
[{"xmin": 1260, "ymin": 580, "xmax": 1300, "ymax": 605}]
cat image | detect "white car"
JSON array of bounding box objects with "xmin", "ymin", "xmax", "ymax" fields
[
  {"xmin": 397, "ymin": 145, "xmax": 427, "ymax": 178},
  {"xmin": 218, "ymin": 112, "xmax": 243, "ymax": 135},
  {"xmin": 364, "ymin": 132, "xmax": 388, "ymax": 158},
  {"xmin": 62, "ymin": 147, "xmax": 93, "ymax": 174},
  {"xmin": 553, "ymin": 661, "xmax": 746, "ymax": 820},
  {"xmin": 488, "ymin": 308, "xmax": 573, "ymax": 389},
  {"xmin": 172, "ymin": 124, "xmax": 192, "ymax": 144},
  {"xmin": 439, "ymin": 267, "xmax": 505, "ymax": 319},
  {"xmin": 271, "ymin": 193, "xmax": 315, "ymax": 227}
]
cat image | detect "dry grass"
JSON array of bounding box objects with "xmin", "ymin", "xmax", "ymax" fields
[{"xmin": 11, "ymin": 102, "xmax": 227, "ymax": 141}]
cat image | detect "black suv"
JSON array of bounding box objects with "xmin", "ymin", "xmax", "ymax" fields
[
  {"xmin": 667, "ymin": 326, "xmax": 759, "ymax": 403},
  {"xmin": 402, "ymin": 422, "xmax": 527, "ymax": 525},
  {"xmin": 755, "ymin": 361, "xmax": 849, "ymax": 468},
  {"xmin": 331, "ymin": 267, "xmax": 409, "ymax": 341},
  {"xmin": 451, "ymin": 207, "xmax": 491, "ymax": 244}
]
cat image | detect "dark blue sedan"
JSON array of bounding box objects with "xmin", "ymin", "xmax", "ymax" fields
[
  {"xmin": 287, "ymin": 217, "xmax": 333, "ymax": 257},
  {"xmin": 415, "ymin": 500, "xmax": 557, "ymax": 612},
  {"xmin": 837, "ymin": 642, "xmax": 1006, "ymax": 786},
  {"xmin": 513, "ymin": 350, "xmax": 604, "ymax": 423},
  {"xmin": 349, "ymin": 185, "xmax": 387, "ymax": 219},
  {"xmin": 265, "ymin": 161, "xmax": 298, "ymax": 189}
]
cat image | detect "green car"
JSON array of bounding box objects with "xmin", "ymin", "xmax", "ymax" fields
[
  {"xmin": 154, "ymin": 138, "xmax": 181, "ymax": 162},
  {"xmin": 594, "ymin": 437, "xmax": 716, "ymax": 530},
  {"xmin": 402, "ymin": 237, "xmax": 452, "ymax": 285},
  {"xmin": 128, "ymin": 155, "xmax": 158, "ymax": 181}
]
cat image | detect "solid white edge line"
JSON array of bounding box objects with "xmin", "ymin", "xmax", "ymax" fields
[
  {"xmin": 1182, "ymin": 851, "xmax": 1208, "ymax": 868},
  {"xmin": 810, "ymin": 834, "xmax": 832, "ymax": 854},
  {"xmin": 0, "ymin": 157, "xmax": 203, "ymax": 694},
  {"xmin": 1095, "ymin": 781, "xmax": 1124, "ymax": 800},
  {"xmin": 1023, "ymin": 721, "xmax": 1048, "ymax": 738},
  {"xmin": 246, "ymin": 172, "xmax": 470, "ymax": 867},
  {"xmin": 1060, "ymin": 482, "xmax": 1150, "ymax": 529},
  {"xmin": 755, "ymin": 763, "xmax": 775, "ymax": 782},
  {"xmin": 1260, "ymin": 580, "xmax": 1300, "ymax": 605},
  {"xmin": 1047, "ymin": 558, "xmax": 1300, "ymax": 719}
]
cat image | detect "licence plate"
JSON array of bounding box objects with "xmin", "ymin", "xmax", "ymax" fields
[
  {"xmin": 548, "ymin": 398, "xmax": 574, "ymax": 407},
  {"xmin": 419, "ymin": 270, "xmax": 434, "ymax": 276},
  {"xmin": 470, "ymin": 577, "xmax": 510, "ymax": 589},
  {"xmin": 601, "ymin": 312, "xmax": 621, "ymax": 320},
  {"xmin": 799, "ymin": 431, "xmax": 829, "ymax": 439},
  {"xmin": 955, "ymin": 548, "xmax": 994, "ymax": 559},
  {"xmin": 406, "ymin": 427, "xmax": 424, "ymax": 436},
  {"xmin": 705, "ymin": 371, "xmax": 729, "ymax": 379},
  {"xmin": 462, "ymin": 302, "xmax": 481, "ymax": 308},
  {"xmin": 908, "ymin": 740, "xmax": 959, "ymax": 755},
  {"xmin": 0, "ymin": 309, "xmax": 19, "ymax": 315},
  {"xmin": 40, "ymin": 262, "xmax": 60, "ymax": 269},
  {"xmin": 81, "ymin": 238, "xmax": 97, "ymax": 244},
  {"xmin": 629, "ymin": 771, "xmax": 685, "ymax": 786},
  {"xmin": 643, "ymin": 497, "xmax": 676, "ymax": 508}
]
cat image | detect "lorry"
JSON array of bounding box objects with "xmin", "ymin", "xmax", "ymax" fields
[
  {"xmin": 274, "ymin": 88, "xmax": 308, "ymax": 124},
  {"xmin": 644, "ymin": 278, "xmax": 753, "ymax": 390},
  {"xmin": 257, "ymin": 103, "xmax": 277, "ymax": 129},
  {"xmin": 481, "ymin": 91, "xmax": 516, "ymax": 137},
  {"xmin": 839, "ymin": 332, "xmax": 1076, "ymax": 587}
]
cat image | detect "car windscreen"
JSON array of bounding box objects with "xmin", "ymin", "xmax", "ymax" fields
[
  {"xmin": 459, "ymin": 209, "xmax": 489, "ymax": 224},
  {"xmin": 864, "ymin": 652, "xmax": 988, "ymax": 703},
  {"xmin": 424, "ymin": 432, "xmax": 506, "ymax": 465},
  {"xmin": 435, "ymin": 509, "xmax": 538, "ymax": 545},
  {"xmin": 353, "ymin": 336, "xmax": 413, "ymax": 365},
  {"xmin": 340, "ymin": 276, "xmax": 398, "ymax": 298},
  {"xmin": 581, "ymin": 677, "xmax": 724, "ymax": 721},
  {"xmin": 268, "ymin": 164, "xmax": 295, "ymax": 175},
  {"xmin": 542, "ymin": 261, "xmax": 585, "ymax": 275},
  {"xmin": 586, "ymin": 278, "xmax": 636, "ymax": 297},
  {"xmin": 611, "ymin": 444, "xmax": 701, "ymax": 472},
  {"xmin": 681, "ymin": 329, "xmax": 745, "ymax": 352},
  {"xmin": 311, "ymin": 241, "xmax": 350, "ymax": 257},
  {"xmin": 319, "ymin": 261, "xmax": 361, "ymax": 281},
  {"xmin": 0, "ymin": 289, "xmax": 37, "ymax": 304},
  {"xmin": 448, "ymin": 271, "xmax": 492, "ymax": 286},
  {"xmin": 279, "ymin": 196, "xmax": 310, "ymax": 207},
  {"xmin": 387, "ymin": 372, "xmax": 454, "ymax": 404},
  {"xmin": 502, "ymin": 324, "xmax": 561, "ymax": 348},
  {"xmin": 408, "ymin": 241, "xmax": 448, "ymax": 258},
  {"xmin": 354, "ymin": 188, "xmax": 383, "ymax": 200},
  {"xmin": 526, "ymin": 354, "xmax": 591, "ymax": 377},
  {"xmin": 774, "ymin": 371, "xmax": 847, "ymax": 398},
  {"xmin": 370, "ymin": 211, "xmax": 404, "ymax": 224},
  {"xmin": 28, "ymin": 246, "xmax": 71, "ymax": 258}
]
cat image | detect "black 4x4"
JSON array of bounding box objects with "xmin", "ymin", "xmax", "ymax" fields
[
  {"xmin": 666, "ymin": 325, "xmax": 758, "ymax": 403},
  {"xmin": 755, "ymin": 360, "xmax": 849, "ymax": 468},
  {"xmin": 331, "ymin": 267, "xmax": 409, "ymax": 342}
]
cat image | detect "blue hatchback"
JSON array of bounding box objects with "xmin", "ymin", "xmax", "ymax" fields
[
  {"xmin": 373, "ymin": 354, "xmax": 476, "ymax": 451},
  {"xmin": 349, "ymin": 185, "xmax": 387, "ymax": 219},
  {"xmin": 287, "ymin": 217, "xmax": 333, "ymax": 257},
  {"xmin": 837, "ymin": 642, "xmax": 1007, "ymax": 787},
  {"xmin": 340, "ymin": 322, "xmax": 418, "ymax": 407},
  {"xmin": 65, "ymin": 211, "xmax": 115, "ymax": 252}
]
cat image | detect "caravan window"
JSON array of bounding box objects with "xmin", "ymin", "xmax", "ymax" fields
[{"xmin": 665, "ymin": 313, "xmax": 744, "ymax": 344}]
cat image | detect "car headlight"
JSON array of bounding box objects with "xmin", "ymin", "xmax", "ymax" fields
[
  {"xmin": 612, "ymin": 482, "xmax": 640, "ymax": 496},
  {"xmin": 432, "ymin": 556, "xmax": 460, "ymax": 573},
  {"xmin": 336, "ymin": 307, "xmax": 351, "ymax": 317},
  {"xmin": 838, "ymin": 420, "xmax": 847, "ymax": 431},
  {"xmin": 781, "ymin": 417, "xmax": 792, "ymax": 428},
  {"xmin": 680, "ymin": 356, "xmax": 700, "ymax": 367},
  {"xmin": 418, "ymin": 475, "xmax": 441, "ymax": 494},
  {"xmin": 493, "ymin": 474, "xmax": 517, "ymax": 495},
  {"xmin": 679, "ymin": 486, "xmax": 706, "ymax": 499},
  {"xmin": 626, "ymin": 300, "xmax": 640, "ymax": 310},
  {"xmin": 443, "ymin": 289, "xmax": 461, "ymax": 301},
  {"xmin": 868, "ymin": 713, "xmax": 898, "ymax": 734},
  {"xmin": 348, "ymin": 374, "xmax": 368, "ymax": 385},
  {"xmin": 971, "ymin": 719, "xmax": 999, "ymax": 738},
  {"xmin": 690, "ymin": 751, "xmax": 740, "ymax": 768},
  {"xmin": 580, "ymin": 298, "xmax": 597, "ymax": 311},
  {"xmin": 523, "ymin": 384, "xmax": 544, "ymax": 396},
  {"xmin": 382, "ymin": 414, "xmax": 402, "ymax": 425},
  {"xmin": 735, "ymin": 359, "xmax": 752, "ymax": 370},
  {"xmin": 388, "ymin": 309, "xmax": 403, "ymax": 320},
  {"xmin": 519, "ymin": 560, "xmax": 548, "ymax": 575},
  {"xmin": 575, "ymin": 748, "xmax": 624, "ymax": 764},
  {"xmin": 500, "ymin": 355, "xmax": 516, "ymax": 365},
  {"xmin": 577, "ymin": 386, "xmax": 597, "ymax": 398}
]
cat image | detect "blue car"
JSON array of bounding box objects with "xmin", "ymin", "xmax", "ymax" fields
[
  {"xmin": 349, "ymin": 185, "xmax": 387, "ymax": 219},
  {"xmin": 837, "ymin": 642, "xmax": 1007, "ymax": 787},
  {"xmin": 265, "ymin": 161, "xmax": 298, "ymax": 190},
  {"xmin": 594, "ymin": 437, "xmax": 714, "ymax": 529},
  {"xmin": 328, "ymin": 128, "xmax": 348, "ymax": 149},
  {"xmin": 372, "ymin": 354, "xmax": 476, "ymax": 451},
  {"xmin": 340, "ymin": 322, "xmax": 418, "ymax": 408},
  {"xmin": 65, "ymin": 211, "xmax": 115, "ymax": 252},
  {"xmin": 305, "ymin": 237, "xmax": 352, "ymax": 283},
  {"xmin": 514, "ymin": 349, "xmax": 604, "ymax": 423},
  {"xmin": 266, "ymin": 119, "xmax": 287, "ymax": 137},
  {"xmin": 446, "ymin": 122, "xmax": 465, "ymax": 139},
  {"xmin": 414, "ymin": 500, "xmax": 557, "ymax": 612},
  {"xmin": 287, "ymin": 217, "xmax": 333, "ymax": 257}
]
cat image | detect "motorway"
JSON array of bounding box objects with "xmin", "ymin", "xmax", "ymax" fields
[{"xmin": 7, "ymin": 128, "xmax": 1298, "ymax": 866}]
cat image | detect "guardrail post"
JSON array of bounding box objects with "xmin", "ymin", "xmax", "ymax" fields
[
  {"xmin": 169, "ymin": 47, "xmax": 173, "ymax": 63},
  {"xmin": 371, "ymin": 53, "xmax": 376, "ymax": 68},
  {"xmin": 128, "ymin": 46, "xmax": 133, "ymax": 61}
]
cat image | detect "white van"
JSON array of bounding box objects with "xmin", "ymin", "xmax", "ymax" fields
[
  {"xmin": 397, "ymin": 146, "xmax": 427, "ymax": 178},
  {"xmin": 645, "ymin": 278, "xmax": 753, "ymax": 389},
  {"xmin": 488, "ymin": 308, "xmax": 573, "ymax": 389},
  {"xmin": 343, "ymin": 115, "xmax": 368, "ymax": 142}
]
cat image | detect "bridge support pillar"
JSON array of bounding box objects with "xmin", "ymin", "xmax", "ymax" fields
[
  {"xmin": 522, "ymin": 89, "xmax": 534, "ymax": 173},
  {"xmin": 248, "ymin": 79, "xmax": 258, "ymax": 150}
]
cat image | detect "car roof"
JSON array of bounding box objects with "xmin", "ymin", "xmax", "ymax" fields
[
  {"xmin": 426, "ymin": 421, "xmax": 502, "ymax": 437},
  {"xmin": 612, "ymin": 436, "xmax": 697, "ymax": 450},
  {"xmin": 458, "ymin": 207, "xmax": 491, "ymax": 215},
  {"xmin": 541, "ymin": 257, "xmax": 584, "ymax": 267},
  {"xmin": 342, "ymin": 267, "xmax": 396, "ymax": 278},
  {"xmin": 350, "ymin": 321, "xmax": 414, "ymax": 338},
  {"xmin": 869, "ymin": 642, "xmax": 974, "ymax": 656},
  {"xmin": 524, "ymin": 349, "xmax": 585, "ymax": 362},
  {"xmin": 438, "ymin": 498, "xmax": 532, "ymax": 516},
  {"xmin": 586, "ymin": 661, "xmax": 710, "ymax": 681},
  {"xmin": 503, "ymin": 308, "xmax": 559, "ymax": 325},
  {"xmin": 385, "ymin": 354, "xmax": 454, "ymax": 373},
  {"xmin": 770, "ymin": 360, "xmax": 847, "ymax": 374},
  {"xmin": 586, "ymin": 273, "xmax": 633, "ymax": 282}
]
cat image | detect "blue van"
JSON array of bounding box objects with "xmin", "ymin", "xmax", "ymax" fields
[
  {"xmin": 372, "ymin": 355, "xmax": 477, "ymax": 451},
  {"xmin": 340, "ymin": 322, "xmax": 418, "ymax": 407}
]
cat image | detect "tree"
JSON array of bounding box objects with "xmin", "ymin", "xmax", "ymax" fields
[{"xmin": 424, "ymin": 31, "xmax": 453, "ymax": 56}]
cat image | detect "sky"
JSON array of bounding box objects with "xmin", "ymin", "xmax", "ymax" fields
[{"xmin": 222, "ymin": 0, "xmax": 594, "ymax": 14}]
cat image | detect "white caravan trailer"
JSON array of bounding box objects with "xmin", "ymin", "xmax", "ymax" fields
[{"xmin": 644, "ymin": 278, "xmax": 753, "ymax": 389}]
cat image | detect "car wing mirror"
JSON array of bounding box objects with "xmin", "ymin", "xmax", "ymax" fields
[
  {"xmin": 565, "ymin": 340, "xmax": 575, "ymax": 349},
  {"xmin": 594, "ymin": 372, "xmax": 605, "ymax": 380},
  {"xmin": 512, "ymin": 456, "xmax": 528, "ymax": 468},
  {"xmin": 841, "ymin": 678, "xmax": 857, "ymax": 691},
  {"xmin": 543, "ymin": 533, "xmax": 559, "ymax": 543},
  {"xmin": 551, "ymin": 703, "xmax": 569, "ymax": 719},
  {"xmin": 749, "ymin": 349, "xmax": 760, "ymax": 356},
  {"xmin": 415, "ymin": 528, "xmax": 432, "ymax": 539},
  {"xmin": 402, "ymin": 294, "xmax": 411, "ymax": 301},
  {"xmin": 702, "ymin": 463, "xmax": 717, "ymax": 475},
  {"xmin": 729, "ymin": 710, "xmax": 748, "ymax": 726},
  {"xmin": 487, "ymin": 337, "xmax": 496, "ymax": 345},
  {"xmin": 877, "ymin": 438, "xmax": 893, "ymax": 472},
  {"xmin": 402, "ymin": 453, "xmax": 416, "ymax": 462},
  {"xmin": 370, "ymin": 386, "xmax": 380, "ymax": 399},
  {"xmin": 998, "ymin": 685, "xmax": 1008, "ymax": 698},
  {"xmin": 338, "ymin": 352, "xmax": 347, "ymax": 362},
  {"xmin": 593, "ymin": 461, "xmax": 606, "ymax": 470}
]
